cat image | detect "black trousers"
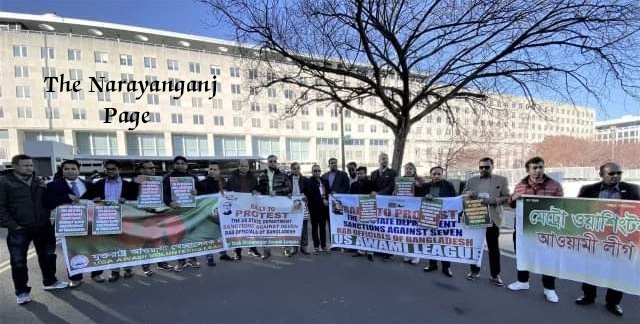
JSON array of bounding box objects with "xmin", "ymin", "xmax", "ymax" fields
[
  {"xmin": 6, "ymin": 224, "xmax": 59, "ymax": 296},
  {"xmin": 300, "ymin": 219, "xmax": 309, "ymax": 247},
  {"xmin": 429, "ymin": 260, "xmax": 451, "ymax": 269},
  {"xmin": 69, "ymin": 271, "xmax": 104, "ymax": 282},
  {"xmin": 513, "ymin": 231, "xmax": 555, "ymax": 289},
  {"xmin": 311, "ymin": 211, "xmax": 328, "ymax": 249},
  {"xmin": 470, "ymin": 223, "xmax": 501, "ymax": 277},
  {"xmin": 582, "ymin": 283, "xmax": 623, "ymax": 305}
]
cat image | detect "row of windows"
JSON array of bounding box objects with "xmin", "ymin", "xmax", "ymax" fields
[{"xmin": 12, "ymin": 45, "xmax": 265, "ymax": 78}]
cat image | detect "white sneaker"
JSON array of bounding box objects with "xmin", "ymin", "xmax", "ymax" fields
[
  {"xmin": 44, "ymin": 281, "xmax": 69, "ymax": 290},
  {"xmin": 507, "ymin": 281, "xmax": 530, "ymax": 291},
  {"xmin": 410, "ymin": 257, "xmax": 420, "ymax": 264},
  {"xmin": 17, "ymin": 292, "xmax": 32, "ymax": 305},
  {"xmin": 544, "ymin": 289, "xmax": 559, "ymax": 303}
]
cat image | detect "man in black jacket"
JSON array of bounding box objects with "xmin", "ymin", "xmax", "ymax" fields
[
  {"xmin": 162, "ymin": 156, "xmax": 200, "ymax": 271},
  {"xmin": 419, "ymin": 166, "xmax": 457, "ymax": 277},
  {"xmin": 132, "ymin": 161, "xmax": 175, "ymax": 274},
  {"xmin": 1, "ymin": 155, "xmax": 68, "ymax": 304},
  {"xmin": 322, "ymin": 158, "xmax": 350, "ymax": 194},
  {"xmin": 370, "ymin": 153, "xmax": 397, "ymax": 195},
  {"xmin": 574, "ymin": 162, "xmax": 638, "ymax": 317},
  {"xmin": 199, "ymin": 162, "xmax": 224, "ymax": 266},
  {"xmin": 285, "ymin": 162, "xmax": 310, "ymax": 256},
  {"xmin": 350, "ymin": 166, "xmax": 376, "ymax": 261},
  {"xmin": 225, "ymin": 159, "xmax": 261, "ymax": 259},
  {"xmin": 92, "ymin": 160, "xmax": 139, "ymax": 282},
  {"xmin": 43, "ymin": 159, "xmax": 105, "ymax": 286},
  {"xmin": 307, "ymin": 164, "xmax": 330, "ymax": 254},
  {"xmin": 257, "ymin": 155, "xmax": 292, "ymax": 259},
  {"xmin": 370, "ymin": 153, "xmax": 397, "ymax": 260}
]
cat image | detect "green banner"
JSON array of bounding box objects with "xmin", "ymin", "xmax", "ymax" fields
[
  {"xmin": 516, "ymin": 196, "xmax": 640, "ymax": 296},
  {"xmin": 62, "ymin": 194, "xmax": 223, "ymax": 275}
]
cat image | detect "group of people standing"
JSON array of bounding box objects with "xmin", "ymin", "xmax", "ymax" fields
[{"xmin": 0, "ymin": 152, "xmax": 635, "ymax": 317}]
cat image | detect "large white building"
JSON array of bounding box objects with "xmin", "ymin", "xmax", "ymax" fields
[
  {"xmin": 595, "ymin": 115, "xmax": 640, "ymax": 144},
  {"xmin": 0, "ymin": 12, "xmax": 596, "ymax": 172}
]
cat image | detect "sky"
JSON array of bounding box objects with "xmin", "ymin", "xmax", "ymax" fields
[{"xmin": 1, "ymin": 0, "xmax": 638, "ymax": 122}]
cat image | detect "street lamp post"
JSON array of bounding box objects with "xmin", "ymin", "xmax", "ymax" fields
[{"xmin": 340, "ymin": 106, "xmax": 346, "ymax": 171}]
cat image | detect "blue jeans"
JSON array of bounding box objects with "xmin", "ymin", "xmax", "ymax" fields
[{"xmin": 6, "ymin": 224, "xmax": 58, "ymax": 296}]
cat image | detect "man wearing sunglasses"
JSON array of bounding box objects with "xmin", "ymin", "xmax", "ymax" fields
[
  {"xmin": 508, "ymin": 156, "xmax": 563, "ymax": 303},
  {"xmin": 134, "ymin": 161, "xmax": 175, "ymax": 273},
  {"xmin": 462, "ymin": 157, "xmax": 510, "ymax": 286},
  {"xmin": 573, "ymin": 162, "xmax": 638, "ymax": 317}
]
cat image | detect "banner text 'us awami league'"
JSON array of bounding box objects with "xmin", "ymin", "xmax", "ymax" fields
[{"xmin": 329, "ymin": 195, "xmax": 486, "ymax": 265}]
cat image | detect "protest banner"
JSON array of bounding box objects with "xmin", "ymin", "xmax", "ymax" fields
[
  {"xmin": 92, "ymin": 205, "xmax": 123, "ymax": 235},
  {"xmin": 61, "ymin": 194, "xmax": 223, "ymax": 275},
  {"xmin": 218, "ymin": 193, "xmax": 305, "ymax": 248},
  {"xmin": 330, "ymin": 194, "xmax": 485, "ymax": 264},
  {"xmin": 516, "ymin": 196, "xmax": 640, "ymax": 296},
  {"xmin": 55, "ymin": 205, "xmax": 88, "ymax": 236},
  {"xmin": 463, "ymin": 198, "xmax": 491, "ymax": 227},
  {"xmin": 137, "ymin": 176, "xmax": 164, "ymax": 208},
  {"xmin": 395, "ymin": 177, "xmax": 415, "ymax": 196},
  {"xmin": 170, "ymin": 177, "xmax": 196, "ymax": 207}
]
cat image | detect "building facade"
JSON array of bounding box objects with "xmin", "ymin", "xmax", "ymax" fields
[
  {"xmin": 595, "ymin": 115, "xmax": 640, "ymax": 144},
  {"xmin": 0, "ymin": 12, "xmax": 596, "ymax": 172}
]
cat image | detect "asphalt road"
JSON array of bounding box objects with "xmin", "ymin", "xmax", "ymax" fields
[{"xmin": 0, "ymin": 228, "xmax": 637, "ymax": 324}]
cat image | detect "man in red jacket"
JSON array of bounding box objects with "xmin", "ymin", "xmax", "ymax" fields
[{"xmin": 507, "ymin": 156, "xmax": 563, "ymax": 303}]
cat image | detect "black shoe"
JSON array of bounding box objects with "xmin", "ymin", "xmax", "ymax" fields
[
  {"xmin": 575, "ymin": 296, "xmax": 595, "ymax": 306},
  {"xmin": 143, "ymin": 268, "xmax": 153, "ymax": 276},
  {"xmin": 423, "ymin": 266, "xmax": 438, "ymax": 272},
  {"xmin": 352, "ymin": 252, "xmax": 364, "ymax": 257},
  {"xmin": 220, "ymin": 254, "xmax": 234, "ymax": 261},
  {"xmin": 234, "ymin": 253, "xmax": 242, "ymax": 260},
  {"xmin": 123, "ymin": 269, "xmax": 133, "ymax": 279},
  {"xmin": 207, "ymin": 258, "xmax": 217, "ymax": 267},
  {"xmin": 157, "ymin": 263, "xmax": 174, "ymax": 271},
  {"xmin": 261, "ymin": 253, "xmax": 271, "ymax": 260},
  {"xmin": 442, "ymin": 268, "xmax": 453, "ymax": 277},
  {"xmin": 367, "ymin": 254, "xmax": 374, "ymax": 261},
  {"xmin": 108, "ymin": 272, "xmax": 120, "ymax": 282},
  {"xmin": 605, "ymin": 304, "xmax": 623, "ymax": 316},
  {"xmin": 300, "ymin": 248, "xmax": 310, "ymax": 255}
]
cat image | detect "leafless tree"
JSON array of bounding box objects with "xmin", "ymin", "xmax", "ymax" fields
[{"xmin": 200, "ymin": 0, "xmax": 640, "ymax": 171}]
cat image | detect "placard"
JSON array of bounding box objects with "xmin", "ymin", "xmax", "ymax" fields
[
  {"xmin": 463, "ymin": 198, "xmax": 491, "ymax": 227},
  {"xmin": 358, "ymin": 195, "xmax": 378, "ymax": 222},
  {"xmin": 55, "ymin": 205, "xmax": 88, "ymax": 236},
  {"xmin": 170, "ymin": 177, "xmax": 196, "ymax": 207},
  {"xmin": 92, "ymin": 205, "xmax": 123, "ymax": 235},
  {"xmin": 137, "ymin": 176, "xmax": 164, "ymax": 208},
  {"xmin": 419, "ymin": 198, "xmax": 442, "ymax": 228},
  {"xmin": 395, "ymin": 177, "xmax": 415, "ymax": 196}
]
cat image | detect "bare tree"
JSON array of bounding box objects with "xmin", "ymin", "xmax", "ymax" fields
[{"xmin": 200, "ymin": 0, "xmax": 640, "ymax": 171}]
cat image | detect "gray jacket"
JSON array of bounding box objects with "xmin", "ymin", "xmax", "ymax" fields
[{"xmin": 464, "ymin": 175, "xmax": 509, "ymax": 225}]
